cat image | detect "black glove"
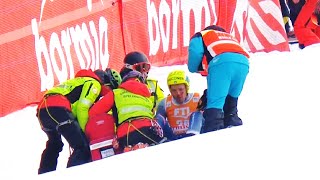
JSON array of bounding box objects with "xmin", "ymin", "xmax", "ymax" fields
[{"xmin": 197, "ymin": 89, "xmax": 207, "ymax": 111}]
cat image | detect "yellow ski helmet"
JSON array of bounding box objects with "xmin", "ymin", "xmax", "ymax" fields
[{"xmin": 167, "ymin": 70, "xmax": 190, "ymax": 91}]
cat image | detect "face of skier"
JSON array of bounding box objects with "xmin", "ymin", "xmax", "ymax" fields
[{"xmin": 169, "ymin": 84, "xmax": 187, "ymax": 104}]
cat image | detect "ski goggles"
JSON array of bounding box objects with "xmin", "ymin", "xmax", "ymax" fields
[{"xmin": 124, "ymin": 62, "xmax": 151, "ymax": 73}]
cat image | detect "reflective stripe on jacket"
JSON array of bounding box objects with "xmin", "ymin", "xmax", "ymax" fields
[
  {"xmin": 113, "ymin": 88, "xmax": 154, "ymax": 124},
  {"xmin": 45, "ymin": 76, "xmax": 102, "ymax": 131}
]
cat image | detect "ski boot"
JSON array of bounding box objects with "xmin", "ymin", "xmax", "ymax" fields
[{"xmin": 223, "ymin": 95, "xmax": 243, "ymax": 128}]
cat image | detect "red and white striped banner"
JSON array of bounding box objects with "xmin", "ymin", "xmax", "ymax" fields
[{"xmin": 0, "ymin": 0, "xmax": 288, "ymax": 117}]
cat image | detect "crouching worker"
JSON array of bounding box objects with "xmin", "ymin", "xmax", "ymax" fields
[
  {"xmin": 89, "ymin": 70, "xmax": 165, "ymax": 153},
  {"xmin": 155, "ymin": 70, "xmax": 204, "ymax": 141},
  {"xmin": 188, "ymin": 25, "xmax": 249, "ymax": 133},
  {"xmin": 36, "ymin": 69, "xmax": 111, "ymax": 174},
  {"xmin": 85, "ymin": 68, "xmax": 122, "ymax": 161}
]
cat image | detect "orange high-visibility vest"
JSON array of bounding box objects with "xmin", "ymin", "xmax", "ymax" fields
[
  {"xmin": 199, "ymin": 30, "xmax": 250, "ymax": 74},
  {"xmin": 165, "ymin": 93, "xmax": 200, "ymax": 135}
]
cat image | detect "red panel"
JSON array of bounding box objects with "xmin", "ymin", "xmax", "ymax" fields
[{"xmin": 0, "ymin": 0, "xmax": 289, "ymax": 117}]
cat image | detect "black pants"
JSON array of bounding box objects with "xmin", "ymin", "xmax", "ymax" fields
[
  {"xmin": 287, "ymin": 0, "xmax": 306, "ymax": 25},
  {"xmin": 37, "ymin": 107, "xmax": 91, "ymax": 174},
  {"xmin": 280, "ymin": 0, "xmax": 290, "ymax": 18},
  {"xmin": 117, "ymin": 126, "xmax": 163, "ymax": 151}
]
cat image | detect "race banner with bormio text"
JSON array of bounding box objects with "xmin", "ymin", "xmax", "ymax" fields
[{"xmin": 0, "ymin": 0, "xmax": 288, "ymax": 117}]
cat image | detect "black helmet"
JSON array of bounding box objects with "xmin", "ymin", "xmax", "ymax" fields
[
  {"xmin": 203, "ymin": 25, "xmax": 226, "ymax": 32},
  {"xmin": 123, "ymin": 51, "xmax": 149, "ymax": 65},
  {"xmin": 94, "ymin": 69, "xmax": 107, "ymax": 84},
  {"xmin": 122, "ymin": 70, "xmax": 146, "ymax": 83}
]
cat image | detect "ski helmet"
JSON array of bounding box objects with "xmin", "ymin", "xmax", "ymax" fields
[
  {"xmin": 167, "ymin": 70, "xmax": 190, "ymax": 91},
  {"xmin": 105, "ymin": 68, "xmax": 122, "ymax": 89},
  {"xmin": 203, "ymin": 25, "xmax": 226, "ymax": 32},
  {"xmin": 123, "ymin": 51, "xmax": 149, "ymax": 65},
  {"xmin": 94, "ymin": 69, "xmax": 107, "ymax": 84},
  {"xmin": 122, "ymin": 70, "xmax": 146, "ymax": 83}
]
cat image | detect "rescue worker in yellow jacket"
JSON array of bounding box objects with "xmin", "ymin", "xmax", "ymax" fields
[
  {"xmin": 36, "ymin": 69, "xmax": 112, "ymax": 174},
  {"xmin": 120, "ymin": 51, "xmax": 164, "ymax": 112},
  {"xmin": 88, "ymin": 70, "xmax": 164, "ymax": 153},
  {"xmin": 155, "ymin": 70, "xmax": 204, "ymax": 141}
]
